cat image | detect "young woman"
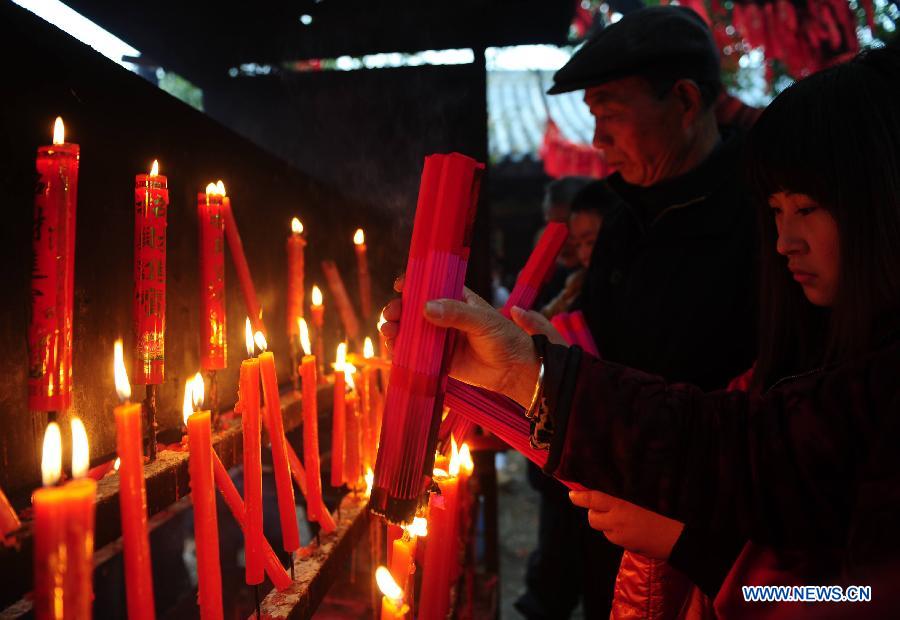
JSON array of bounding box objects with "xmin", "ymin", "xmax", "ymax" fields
[{"xmin": 381, "ymin": 43, "xmax": 900, "ymax": 614}]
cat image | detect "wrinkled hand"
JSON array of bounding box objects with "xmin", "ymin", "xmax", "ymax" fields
[
  {"xmin": 379, "ymin": 276, "xmax": 540, "ymax": 407},
  {"xmin": 509, "ymin": 307, "xmax": 568, "ymax": 346},
  {"xmin": 569, "ymin": 490, "xmax": 684, "ymax": 560}
]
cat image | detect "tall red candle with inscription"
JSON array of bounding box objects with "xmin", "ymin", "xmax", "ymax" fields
[
  {"xmin": 112, "ymin": 340, "xmax": 155, "ymax": 620},
  {"xmin": 29, "ymin": 117, "xmax": 79, "ymax": 412},
  {"xmin": 133, "ymin": 160, "xmax": 168, "ymax": 385},
  {"xmin": 185, "ymin": 373, "xmax": 223, "ymax": 619},
  {"xmin": 198, "ymin": 183, "xmax": 226, "ymax": 369},
  {"xmin": 287, "ymin": 218, "xmax": 305, "ymax": 336}
]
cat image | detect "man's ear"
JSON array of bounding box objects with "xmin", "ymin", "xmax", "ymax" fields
[{"xmin": 671, "ymin": 79, "xmax": 705, "ymax": 128}]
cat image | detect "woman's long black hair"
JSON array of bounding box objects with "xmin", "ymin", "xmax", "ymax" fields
[{"xmin": 746, "ymin": 42, "xmax": 900, "ymax": 391}]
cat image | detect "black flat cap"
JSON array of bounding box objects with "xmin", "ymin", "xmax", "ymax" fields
[{"xmin": 548, "ymin": 6, "xmax": 720, "ymax": 94}]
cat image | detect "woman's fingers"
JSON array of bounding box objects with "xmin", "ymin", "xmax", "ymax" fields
[
  {"xmin": 510, "ymin": 307, "xmax": 568, "ymax": 345},
  {"xmin": 424, "ymin": 298, "xmax": 498, "ymax": 334},
  {"xmin": 382, "ymin": 298, "xmax": 402, "ymax": 323},
  {"xmin": 569, "ymin": 490, "xmax": 616, "ymax": 512},
  {"xmin": 588, "ymin": 509, "xmax": 615, "ymax": 532},
  {"xmin": 393, "ymin": 274, "xmax": 405, "ymax": 293}
]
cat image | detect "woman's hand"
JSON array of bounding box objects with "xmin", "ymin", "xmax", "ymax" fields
[
  {"xmin": 569, "ymin": 490, "xmax": 684, "ymax": 560},
  {"xmin": 509, "ymin": 307, "xmax": 569, "ymax": 346},
  {"xmin": 379, "ymin": 277, "xmax": 540, "ymax": 407}
]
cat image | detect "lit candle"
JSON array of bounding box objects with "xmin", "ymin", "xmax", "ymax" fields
[
  {"xmin": 198, "ymin": 182, "xmax": 226, "ymax": 370},
  {"xmin": 376, "ymin": 566, "xmax": 409, "ymax": 620},
  {"xmin": 298, "ymin": 319, "xmax": 324, "ymax": 524},
  {"xmin": 256, "ymin": 333, "xmax": 301, "ymax": 553},
  {"xmin": 29, "ymin": 117, "xmax": 79, "ymax": 412},
  {"xmin": 419, "ymin": 438, "xmax": 462, "ymax": 620},
  {"xmin": 321, "ymin": 260, "xmax": 361, "ymax": 342},
  {"xmin": 219, "ymin": 181, "xmax": 265, "ymax": 334},
  {"xmin": 32, "ymin": 419, "xmax": 96, "ymax": 620},
  {"xmin": 344, "ymin": 369, "xmax": 361, "ymax": 490},
  {"xmin": 240, "ymin": 319, "xmax": 264, "ymax": 585},
  {"xmin": 133, "ymin": 159, "xmax": 168, "ymax": 385},
  {"xmin": 353, "ymin": 228, "xmax": 372, "ymax": 318},
  {"xmin": 310, "ymin": 285, "xmax": 326, "ymax": 381},
  {"xmin": 331, "ymin": 343, "xmax": 347, "ymax": 488},
  {"xmin": 112, "ymin": 340, "xmax": 156, "ymax": 620},
  {"xmin": 454, "ymin": 443, "xmax": 475, "ymax": 583},
  {"xmin": 184, "ymin": 374, "xmax": 223, "ymax": 619},
  {"xmin": 361, "ymin": 337, "xmax": 377, "ymax": 469},
  {"xmin": 287, "ymin": 218, "xmax": 306, "ymax": 336},
  {"xmin": 390, "ymin": 517, "xmax": 426, "ymax": 594}
]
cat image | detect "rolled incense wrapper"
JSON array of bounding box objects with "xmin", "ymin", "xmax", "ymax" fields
[
  {"xmin": 221, "ymin": 189, "xmax": 265, "ymax": 334},
  {"xmin": 239, "ymin": 355, "xmax": 264, "ymax": 585},
  {"xmin": 371, "ymin": 153, "xmax": 484, "ymax": 523},
  {"xmin": 115, "ymin": 401, "xmax": 156, "ymax": 620},
  {"xmin": 133, "ymin": 161, "xmax": 168, "ymax": 385},
  {"xmin": 187, "ymin": 408, "xmax": 224, "ymax": 619},
  {"xmin": 300, "ymin": 354, "xmax": 323, "ymax": 522},
  {"xmin": 321, "ymin": 260, "xmax": 361, "ymax": 341},
  {"xmin": 29, "ymin": 118, "xmax": 79, "ymax": 412},
  {"xmin": 500, "ymin": 221, "xmax": 569, "ymax": 318},
  {"xmin": 331, "ymin": 364, "xmax": 346, "ymax": 487},
  {"xmin": 211, "ymin": 453, "xmax": 292, "ymax": 590},
  {"xmin": 198, "ymin": 186, "xmax": 226, "ymax": 369},
  {"xmin": 258, "ymin": 348, "xmax": 301, "ymax": 552},
  {"xmin": 353, "ymin": 229, "xmax": 372, "ymax": 318},
  {"xmin": 287, "ymin": 218, "xmax": 306, "ymax": 335}
]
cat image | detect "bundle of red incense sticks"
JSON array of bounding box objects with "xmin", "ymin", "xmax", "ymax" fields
[
  {"xmin": 550, "ymin": 310, "xmax": 600, "ymax": 357},
  {"xmin": 438, "ymin": 221, "xmax": 569, "ymax": 449},
  {"xmin": 443, "ymin": 378, "xmax": 584, "ymax": 491},
  {"xmin": 371, "ymin": 153, "xmax": 484, "ymax": 523}
]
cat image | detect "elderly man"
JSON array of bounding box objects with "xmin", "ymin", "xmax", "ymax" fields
[{"xmin": 520, "ymin": 7, "xmax": 758, "ymax": 618}]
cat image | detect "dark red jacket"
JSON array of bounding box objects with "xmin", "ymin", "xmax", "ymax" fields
[{"xmin": 534, "ymin": 333, "xmax": 900, "ymax": 613}]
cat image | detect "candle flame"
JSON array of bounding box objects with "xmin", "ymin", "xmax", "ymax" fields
[
  {"xmin": 433, "ymin": 468, "xmax": 449, "ymax": 478},
  {"xmin": 71, "ymin": 418, "xmax": 89, "ymax": 479},
  {"xmin": 375, "ymin": 566, "xmax": 404, "ymax": 606},
  {"xmin": 363, "ymin": 337, "xmax": 375, "ymax": 359},
  {"xmin": 291, "ymin": 217, "xmax": 303, "ymax": 234},
  {"xmin": 216, "ymin": 180, "xmax": 226, "ymax": 196},
  {"xmin": 254, "ymin": 331, "xmax": 268, "ymax": 353},
  {"xmin": 114, "ymin": 457, "xmax": 121, "ymax": 472},
  {"xmin": 192, "ymin": 373, "xmax": 205, "ymax": 410},
  {"xmin": 182, "ymin": 377, "xmax": 193, "ymax": 426},
  {"xmin": 150, "ymin": 159, "xmax": 159, "ymax": 176},
  {"xmin": 335, "ymin": 342, "xmax": 347, "ymax": 371},
  {"xmin": 459, "ymin": 442, "xmax": 474, "ymax": 475},
  {"xmin": 245, "ymin": 318, "xmax": 254, "ymax": 357},
  {"xmin": 114, "ymin": 339, "xmax": 131, "ymax": 401},
  {"xmin": 205, "ymin": 182, "xmax": 218, "ymax": 196},
  {"xmin": 353, "ymin": 228, "xmax": 365, "ymax": 245},
  {"xmin": 52, "ymin": 116, "xmax": 65, "ymax": 145},
  {"xmin": 449, "ymin": 435, "xmax": 461, "ymax": 477},
  {"xmin": 41, "ymin": 422, "xmax": 62, "ymax": 487},
  {"xmin": 364, "ymin": 468, "xmax": 374, "ymax": 496},
  {"xmin": 311, "ymin": 285, "xmax": 323, "ymax": 307},
  {"xmin": 404, "ymin": 516, "xmax": 428, "ymax": 538},
  {"xmin": 344, "ymin": 364, "xmax": 356, "ymax": 391},
  {"xmin": 298, "ymin": 318, "xmax": 312, "ymax": 356}
]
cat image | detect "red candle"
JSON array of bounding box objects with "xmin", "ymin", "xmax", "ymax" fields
[
  {"xmin": 345, "ymin": 390, "xmax": 361, "ymax": 489},
  {"xmin": 240, "ymin": 319, "xmax": 264, "ymax": 585},
  {"xmin": 257, "ymin": 337, "xmax": 301, "ymax": 552},
  {"xmin": 331, "ymin": 344, "xmax": 347, "ymax": 487},
  {"xmin": 353, "ymin": 228, "xmax": 372, "ymax": 318},
  {"xmin": 390, "ymin": 517, "xmax": 425, "ymax": 595},
  {"xmin": 33, "ymin": 420, "xmax": 96, "ymax": 620},
  {"xmin": 211, "ymin": 453, "xmax": 292, "ymax": 590},
  {"xmin": 112, "ymin": 340, "xmax": 156, "ymax": 620},
  {"xmin": 220, "ymin": 182, "xmax": 265, "ymax": 335},
  {"xmin": 0, "ymin": 485, "xmax": 21, "ymax": 545},
  {"xmin": 133, "ymin": 160, "xmax": 168, "ymax": 385},
  {"xmin": 321, "ymin": 260, "xmax": 361, "ymax": 342},
  {"xmin": 376, "ymin": 566, "xmax": 409, "ymax": 620},
  {"xmin": 361, "ymin": 338, "xmax": 378, "ymax": 469},
  {"xmin": 310, "ymin": 285, "xmax": 326, "ymax": 381},
  {"xmin": 29, "ymin": 117, "xmax": 79, "ymax": 412},
  {"xmin": 198, "ymin": 183, "xmax": 226, "ymax": 370},
  {"xmin": 298, "ymin": 319, "xmax": 324, "ymax": 523},
  {"xmin": 419, "ymin": 442, "xmax": 462, "ymax": 620},
  {"xmin": 184, "ymin": 374, "xmax": 223, "ymax": 619},
  {"xmin": 287, "ymin": 218, "xmax": 306, "ymax": 336}
]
